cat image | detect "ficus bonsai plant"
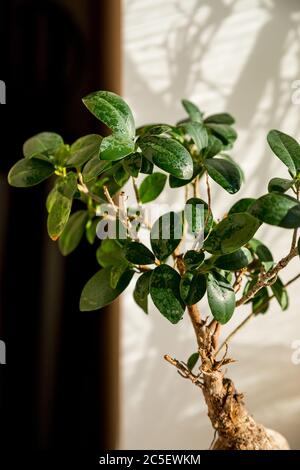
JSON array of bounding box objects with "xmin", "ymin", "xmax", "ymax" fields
[{"xmin": 7, "ymin": 90, "xmax": 300, "ymax": 450}]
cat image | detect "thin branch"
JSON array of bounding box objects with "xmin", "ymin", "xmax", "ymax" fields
[
  {"xmin": 77, "ymin": 173, "xmax": 104, "ymax": 204},
  {"xmin": 217, "ymin": 271, "xmax": 300, "ymax": 355},
  {"xmin": 236, "ymin": 246, "xmax": 298, "ymax": 306},
  {"xmin": 103, "ymin": 185, "xmax": 118, "ymax": 214},
  {"xmin": 164, "ymin": 355, "xmax": 203, "ymax": 388}
]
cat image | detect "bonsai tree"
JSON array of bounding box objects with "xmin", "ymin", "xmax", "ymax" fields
[{"xmin": 8, "ymin": 91, "xmax": 300, "ymax": 450}]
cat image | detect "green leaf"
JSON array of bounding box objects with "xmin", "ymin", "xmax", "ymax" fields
[
  {"xmin": 23, "ymin": 132, "xmax": 63, "ymax": 158},
  {"xmin": 150, "ymin": 265, "xmax": 185, "ymax": 324},
  {"xmin": 228, "ymin": 198, "xmax": 256, "ymax": 215},
  {"xmin": 270, "ymin": 277, "xmax": 289, "ymax": 311},
  {"xmin": 169, "ymin": 174, "xmax": 193, "ymax": 188},
  {"xmin": 82, "ymin": 155, "xmax": 111, "ymax": 183},
  {"xmin": 248, "ymin": 193, "xmax": 300, "ymax": 228},
  {"xmin": 68, "ymin": 134, "xmax": 102, "ymax": 167},
  {"xmin": 180, "ymin": 272, "xmax": 206, "ymax": 306},
  {"xmin": 110, "ymin": 261, "xmax": 130, "ymax": 289},
  {"xmin": 58, "ymin": 210, "xmax": 89, "ymax": 255},
  {"xmin": 252, "ymin": 286, "xmax": 269, "ymax": 314},
  {"xmin": 138, "ymin": 136, "xmax": 193, "ymax": 180},
  {"xmin": 267, "ymin": 130, "xmax": 300, "ymax": 176},
  {"xmin": 86, "ymin": 218, "xmax": 99, "ymax": 245},
  {"xmin": 204, "ymin": 113, "xmax": 235, "ymax": 125},
  {"xmin": 181, "ymin": 99, "xmax": 203, "ymax": 123},
  {"xmin": 125, "ymin": 242, "xmax": 155, "ymax": 265},
  {"xmin": 47, "ymin": 173, "xmax": 77, "ymax": 240},
  {"xmin": 202, "ymin": 135, "xmax": 223, "ymax": 159},
  {"xmin": 133, "ymin": 271, "xmax": 152, "ymax": 314},
  {"xmin": 187, "ymin": 352, "xmax": 199, "ymax": 371},
  {"xmin": 207, "ymin": 272, "xmax": 235, "ymax": 324},
  {"xmin": 113, "ymin": 163, "xmax": 129, "ymax": 186},
  {"xmin": 205, "ymin": 123, "xmax": 237, "ymax": 146},
  {"xmin": 183, "ymin": 250, "xmax": 205, "ymax": 270},
  {"xmin": 80, "ymin": 266, "xmax": 134, "ymax": 311},
  {"xmin": 150, "ymin": 212, "xmax": 183, "ymax": 261},
  {"xmin": 140, "ymin": 156, "xmax": 154, "ymax": 174},
  {"xmin": 182, "ymin": 122, "xmax": 208, "ymax": 151},
  {"xmin": 139, "ymin": 172, "xmax": 167, "ymax": 203},
  {"xmin": 122, "ymin": 153, "xmax": 141, "ymax": 177},
  {"xmin": 100, "ymin": 134, "xmax": 135, "ymax": 161},
  {"xmin": 8, "ymin": 158, "xmax": 54, "ymax": 187},
  {"xmin": 205, "ymin": 158, "xmax": 241, "ymax": 194},
  {"xmin": 204, "ymin": 213, "xmax": 260, "ymax": 255},
  {"xmin": 214, "ymin": 247, "xmax": 253, "ymax": 271},
  {"xmin": 248, "ymin": 238, "xmax": 273, "ymax": 272},
  {"xmin": 96, "ymin": 239, "xmax": 125, "ymax": 267},
  {"xmin": 185, "ymin": 197, "xmax": 213, "ymax": 235},
  {"xmin": 268, "ymin": 177, "xmax": 294, "ymax": 193},
  {"xmin": 136, "ymin": 124, "xmax": 174, "ymax": 137},
  {"xmin": 82, "ymin": 91, "xmax": 135, "ymax": 139}
]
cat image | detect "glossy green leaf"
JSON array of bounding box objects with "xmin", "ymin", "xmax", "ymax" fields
[
  {"xmin": 268, "ymin": 177, "xmax": 294, "ymax": 194},
  {"xmin": 139, "ymin": 172, "xmax": 167, "ymax": 203},
  {"xmin": 100, "ymin": 134, "xmax": 135, "ymax": 161},
  {"xmin": 180, "ymin": 271, "xmax": 206, "ymax": 306},
  {"xmin": 185, "ymin": 197, "xmax": 213, "ymax": 235},
  {"xmin": 80, "ymin": 266, "xmax": 134, "ymax": 311},
  {"xmin": 113, "ymin": 163, "xmax": 129, "ymax": 186},
  {"xmin": 202, "ymin": 135, "xmax": 223, "ymax": 159},
  {"xmin": 140, "ymin": 156, "xmax": 154, "ymax": 174},
  {"xmin": 207, "ymin": 272, "xmax": 235, "ymax": 324},
  {"xmin": 110, "ymin": 261, "xmax": 130, "ymax": 289},
  {"xmin": 204, "ymin": 213, "xmax": 260, "ymax": 255},
  {"xmin": 139, "ymin": 136, "xmax": 193, "ymax": 180},
  {"xmin": 182, "ymin": 122, "xmax": 208, "ymax": 151},
  {"xmin": 248, "ymin": 238, "xmax": 273, "ymax": 272},
  {"xmin": 82, "ymin": 155, "xmax": 111, "ymax": 183},
  {"xmin": 136, "ymin": 124, "xmax": 173, "ymax": 137},
  {"xmin": 187, "ymin": 352, "xmax": 199, "ymax": 371},
  {"xmin": 47, "ymin": 173, "xmax": 77, "ymax": 240},
  {"xmin": 96, "ymin": 239, "xmax": 125, "ymax": 267},
  {"xmin": 68, "ymin": 134, "xmax": 102, "ymax": 167},
  {"xmin": 82, "ymin": 91, "xmax": 135, "ymax": 138},
  {"xmin": 125, "ymin": 242, "xmax": 155, "ymax": 265},
  {"xmin": 228, "ymin": 198, "xmax": 256, "ymax": 215},
  {"xmin": 252, "ymin": 286, "xmax": 269, "ymax": 314},
  {"xmin": 122, "ymin": 152, "xmax": 141, "ymax": 177},
  {"xmin": 150, "ymin": 212, "xmax": 183, "ymax": 261},
  {"xmin": 204, "ymin": 113, "xmax": 235, "ymax": 125},
  {"xmin": 181, "ymin": 99, "xmax": 203, "ymax": 123},
  {"xmin": 205, "ymin": 158, "xmax": 241, "ymax": 194},
  {"xmin": 23, "ymin": 132, "xmax": 63, "ymax": 158},
  {"xmin": 58, "ymin": 210, "xmax": 89, "ymax": 255},
  {"xmin": 214, "ymin": 247, "xmax": 253, "ymax": 271},
  {"xmin": 267, "ymin": 130, "xmax": 300, "ymax": 176},
  {"xmin": 205, "ymin": 123, "xmax": 237, "ymax": 146},
  {"xmin": 150, "ymin": 265, "xmax": 185, "ymax": 324},
  {"xmin": 8, "ymin": 158, "xmax": 54, "ymax": 187},
  {"xmin": 169, "ymin": 174, "xmax": 193, "ymax": 188},
  {"xmin": 86, "ymin": 218, "xmax": 99, "ymax": 245},
  {"xmin": 183, "ymin": 250, "xmax": 205, "ymax": 270},
  {"xmin": 248, "ymin": 193, "xmax": 300, "ymax": 228},
  {"xmin": 271, "ymin": 277, "xmax": 289, "ymax": 311},
  {"xmin": 133, "ymin": 271, "xmax": 152, "ymax": 314}
]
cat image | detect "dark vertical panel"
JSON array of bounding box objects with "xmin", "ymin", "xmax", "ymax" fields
[{"xmin": 0, "ymin": 0, "xmax": 121, "ymax": 450}]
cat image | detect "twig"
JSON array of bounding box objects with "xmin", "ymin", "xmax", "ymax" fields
[
  {"xmin": 77, "ymin": 172, "xmax": 104, "ymax": 204},
  {"xmin": 164, "ymin": 355, "xmax": 203, "ymax": 388},
  {"xmin": 103, "ymin": 185, "xmax": 118, "ymax": 214},
  {"xmin": 236, "ymin": 246, "xmax": 298, "ymax": 306},
  {"xmin": 193, "ymin": 175, "xmax": 200, "ymax": 198},
  {"xmin": 217, "ymin": 271, "xmax": 300, "ymax": 355}
]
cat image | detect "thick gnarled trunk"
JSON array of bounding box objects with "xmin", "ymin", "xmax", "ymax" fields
[{"xmin": 202, "ymin": 369, "xmax": 289, "ymax": 450}]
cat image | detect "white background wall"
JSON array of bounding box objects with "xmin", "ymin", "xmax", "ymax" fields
[{"xmin": 121, "ymin": 0, "xmax": 300, "ymax": 449}]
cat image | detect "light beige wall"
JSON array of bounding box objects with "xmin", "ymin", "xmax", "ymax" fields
[{"xmin": 122, "ymin": 0, "xmax": 300, "ymax": 449}]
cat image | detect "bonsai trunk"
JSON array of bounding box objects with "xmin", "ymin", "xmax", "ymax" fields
[{"xmin": 175, "ymin": 299, "xmax": 289, "ymax": 450}]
